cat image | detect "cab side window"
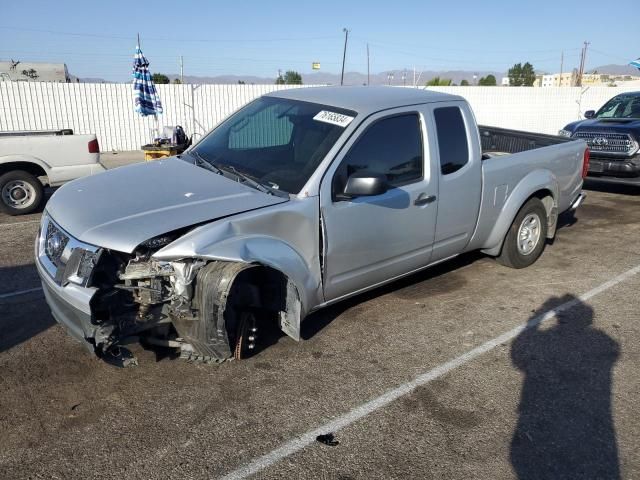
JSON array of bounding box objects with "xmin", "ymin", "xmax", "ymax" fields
[
  {"xmin": 434, "ymin": 106, "xmax": 469, "ymax": 175},
  {"xmin": 333, "ymin": 114, "xmax": 423, "ymax": 196}
]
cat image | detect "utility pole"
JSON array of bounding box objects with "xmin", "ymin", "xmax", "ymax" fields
[
  {"xmin": 180, "ymin": 56, "xmax": 184, "ymax": 84},
  {"xmin": 582, "ymin": 41, "xmax": 590, "ymax": 83},
  {"xmin": 402, "ymin": 69, "xmax": 407, "ymax": 86},
  {"xmin": 559, "ymin": 51, "xmax": 563, "ymax": 87},
  {"xmin": 576, "ymin": 47, "xmax": 584, "ymax": 86},
  {"xmin": 366, "ymin": 43, "xmax": 370, "ymax": 86},
  {"xmin": 577, "ymin": 41, "xmax": 590, "ymax": 87},
  {"xmin": 340, "ymin": 28, "xmax": 349, "ymax": 86}
]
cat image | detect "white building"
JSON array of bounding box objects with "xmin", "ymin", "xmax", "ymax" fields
[
  {"xmin": 539, "ymin": 72, "xmax": 640, "ymax": 87},
  {"xmin": 540, "ymin": 73, "xmax": 575, "ymax": 87},
  {"xmin": 0, "ymin": 62, "xmax": 70, "ymax": 82}
]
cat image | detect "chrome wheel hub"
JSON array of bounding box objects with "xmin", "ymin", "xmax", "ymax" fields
[
  {"xmin": 2, "ymin": 180, "xmax": 36, "ymax": 209},
  {"xmin": 517, "ymin": 213, "xmax": 541, "ymax": 256}
]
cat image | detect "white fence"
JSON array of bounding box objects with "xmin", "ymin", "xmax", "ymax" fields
[
  {"xmin": 0, "ymin": 83, "xmax": 315, "ymax": 151},
  {"xmin": 428, "ymin": 85, "xmax": 640, "ymax": 134},
  {"xmin": 1, "ymin": 82, "xmax": 639, "ymax": 151}
]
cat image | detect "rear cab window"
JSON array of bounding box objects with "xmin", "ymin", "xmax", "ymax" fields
[{"xmin": 433, "ymin": 106, "xmax": 469, "ymax": 174}]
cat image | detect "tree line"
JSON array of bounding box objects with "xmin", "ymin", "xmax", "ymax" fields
[
  {"xmin": 150, "ymin": 71, "xmax": 304, "ymax": 85},
  {"xmin": 426, "ymin": 75, "xmax": 497, "ymax": 86},
  {"xmin": 151, "ymin": 61, "xmax": 537, "ymax": 87},
  {"xmin": 425, "ymin": 62, "xmax": 536, "ymax": 87}
]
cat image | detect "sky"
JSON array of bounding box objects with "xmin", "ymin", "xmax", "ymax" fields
[{"xmin": 1, "ymin": 0, "xmax": 638, "ymax": 82}]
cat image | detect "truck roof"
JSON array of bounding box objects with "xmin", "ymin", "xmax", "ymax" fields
[{"xmin": 265, "ymin": 86, "xmax": 463, "ymax": 115}]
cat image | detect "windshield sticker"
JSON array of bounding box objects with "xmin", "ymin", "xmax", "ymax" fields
[{"xmin": 313, "ymin": 110, "xmax": 354, "ymax": 127}]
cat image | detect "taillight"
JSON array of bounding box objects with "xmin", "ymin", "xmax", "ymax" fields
[
  {"xmin": 582, "ymin": 148, "xmax": 590, "ymax": 178},
  {"xmin": 88, "ymin": 139, "xmax": 100, "ymax": 154}
]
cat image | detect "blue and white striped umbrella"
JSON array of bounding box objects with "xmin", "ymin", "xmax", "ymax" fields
[
  {"xmin": 630, "ymin": 58, "xmax": 640, "ymax": 71},
  {"xmin": 132, "ymin": 44, "xmax": 163, "ymax": 117}
]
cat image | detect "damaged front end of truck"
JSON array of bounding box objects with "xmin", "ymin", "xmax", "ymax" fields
[{"xmin": 38, "ymin": 214, "xmax": 308, "ymax": 367}]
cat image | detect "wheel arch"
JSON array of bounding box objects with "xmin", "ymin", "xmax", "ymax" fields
[
  {"xmin": 225, "ymin": 262, "xmax": 303, "ymax": 342},
  {"xmin": 0, "ymin": 155, "xmax": 51, "ymax": 185},
  {"xmin": 155, "ymin": 235, "xmax": 316, "ymax": 342},
  {"xmin": 481, "ymin": 170, "xmax": 558, "ymax": 257}
]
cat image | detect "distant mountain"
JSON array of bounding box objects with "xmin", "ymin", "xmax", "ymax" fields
[
  {"xmin": 303, "ymin": 70, "xmax": 504, "ymax": 86},
  {"xmin": 65, "ymin": 73, "xmax": 113, "ymax": 83},
  {"xmin": 59, "ymin": 63, "xmax": 640, "ymax": 85},
  {"xmin": 78, "ymin": 77, "xmax": 114, "ymax": 83},
  {"xmin": 165, "ymin": 69, "xmax": 505, "ymax": 86},
  {"xmin": 589, "ymin": 64, "xmax": 640, "ymax": 76},
  {"xmin": 174, "ymin": 74, "xmax": 276, "ymax": 85}
]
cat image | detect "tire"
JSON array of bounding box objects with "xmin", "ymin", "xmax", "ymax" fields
[
  {"xmin": 0, "ymin": 170, "xmax": 44, "ymax": 215},
  {"xmin": 233, "ymin": 310, "xmax": 258, "ymax": 360},
  {"xmin": 497, "ymin": 197, "xmax": 548, "ymax": 269}
]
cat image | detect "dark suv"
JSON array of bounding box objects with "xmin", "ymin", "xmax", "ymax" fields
[{"xmin": 560, "ymin": 91, "xmax": 640, "ymax": 185}]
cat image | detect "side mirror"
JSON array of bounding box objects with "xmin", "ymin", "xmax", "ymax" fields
[
  {"xmin": 342, "ymin": 171, "xmax": 388, "ymax": 198},
  {"xmin": 584, "ymin": 110, "xmax": 596, "ymax": 119}
]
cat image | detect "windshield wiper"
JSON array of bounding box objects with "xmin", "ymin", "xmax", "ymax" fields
[
  {"xmin": 189, "ymin": 151, "xmax": 287, "ymax": 197},
  {"xmin": 189, "ymin": 150, "xmax": 223, "ymax": 175},
  {"xmin": 217, "ymin": 164, "xmax": 287, "ymax": 197}
]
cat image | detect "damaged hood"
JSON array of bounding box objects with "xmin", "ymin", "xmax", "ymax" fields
[{"xmin": 46, "ymin": 157, "xmax": 288, "ymax": 252}]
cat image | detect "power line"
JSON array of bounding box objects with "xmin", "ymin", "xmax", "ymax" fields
[
  {"xmin": 0, "ymin": 50, "xmax": 341, "ymax": 66},
  {"xmin": 350, "ymin": 35, "xmax": 582, "ymax": 55},
  {"xmin": 359, "ymin": 42, "xmax": 581, "ymax": 66},
  {"xmin": 589, "ymin": 48, "xmax": 633, "ymax": 63},
  {"xmin": 0, "ymin": 25, "xmax": 340, "ymax": 44}
]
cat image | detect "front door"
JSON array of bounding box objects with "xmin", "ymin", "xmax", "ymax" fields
[{"xmin": 320, "ymin": 109, "xmax": 439, "ymax": 301}]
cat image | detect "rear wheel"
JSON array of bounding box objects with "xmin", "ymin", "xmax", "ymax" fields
[
  {"xmin": 497, "ymin": 197, "xmax": 548, "ymax": 269},
  {"xmin": 0, "ymin": 170, "xmax": 44, "ymax": 215}
]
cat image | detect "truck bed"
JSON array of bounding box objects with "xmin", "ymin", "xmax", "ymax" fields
[
  {"xmin": 466, "ymin": 126, "xmax": 586, "ymax": 255},
  {"xmin": 0, "ymin": 129, "xmax": 74, "ymax": 138},
  {"xmin": 0, "ymin": 131, "xmax": 102, "ymax": 186},
  {"xmin": 479, "ymin": 125, "xmax": 571, "ymax": 157}
]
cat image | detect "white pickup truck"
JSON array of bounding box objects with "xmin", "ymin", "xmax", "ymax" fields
[{"xmin": 0, "ymin": 129, "xmax": 105, "ymax": 215}]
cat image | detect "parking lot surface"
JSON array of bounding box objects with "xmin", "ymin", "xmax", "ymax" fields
[{"xmin": 1, "ymin": 172, "xmax": 639, "ymax": 479}]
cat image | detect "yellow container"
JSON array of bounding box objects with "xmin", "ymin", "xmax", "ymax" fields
[{"xmin": 142, "ymin": 145, "xmax": 180, "ymax": 161}]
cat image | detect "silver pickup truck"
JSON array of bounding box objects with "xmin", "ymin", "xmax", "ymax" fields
[{"xmin": 36, "ymin": 87, "xmax": 588, "ymax": 366}]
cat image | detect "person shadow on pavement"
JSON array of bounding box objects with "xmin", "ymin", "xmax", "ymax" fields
[{"xmin": 510, "ymin": 294, "xmax": 621, "ymax": 480}]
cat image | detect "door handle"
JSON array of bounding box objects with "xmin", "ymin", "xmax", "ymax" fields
[{"xmin": 414, "ymin": 193, "xmax": 436, "ymax": 206}]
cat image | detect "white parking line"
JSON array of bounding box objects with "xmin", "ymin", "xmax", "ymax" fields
[
  {"xmin": 0, "ymin": 219, "xmax": 41, "ymax": 227},
  {"xmin": 0, "ymin": 287, "xmax": 42, "ymax": 300},
  {"xmin": 220, "ymin": 263, "xmax": 640, "ymax": 480}
]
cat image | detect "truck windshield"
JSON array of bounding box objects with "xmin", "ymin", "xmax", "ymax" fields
[
  {"xmin": 595, "ymin": 94, "xmax": 640, "ymax": 119},
  {"xmin": 191, "ymin": 97, "xmax": 356, "ymax": 194}
]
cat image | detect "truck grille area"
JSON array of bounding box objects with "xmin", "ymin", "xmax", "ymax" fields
[{"xmin": 572, "ymin": 131, "xmax": 638, "ymax": 157}]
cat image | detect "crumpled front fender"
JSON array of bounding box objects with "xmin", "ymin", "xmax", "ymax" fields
[{"xmin": 152, "ymin": 199, "xmax": 323, "ymax": 321}]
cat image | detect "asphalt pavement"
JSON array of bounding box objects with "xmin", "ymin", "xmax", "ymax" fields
[{"xmin": 0, "ymin": 169, "xmax": 639, "ymax": 479}]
